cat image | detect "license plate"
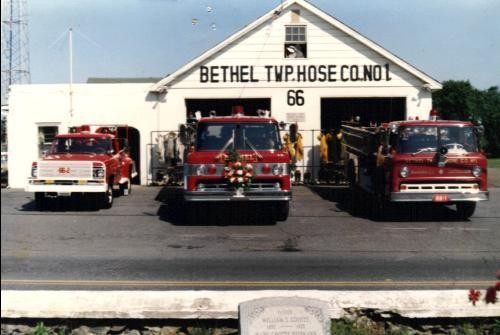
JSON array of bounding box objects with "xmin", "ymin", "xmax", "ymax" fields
[{"xmin": 433, "ymin": 194, "xmax": 449, "ymax": 202}]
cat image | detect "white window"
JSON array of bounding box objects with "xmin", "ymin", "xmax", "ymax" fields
[
  {"xmin": 38, "ymin": 126, "xmax": 58, "ymax": 157},
  {"xmin": 285, "ymin": 26, "xmax": 307, "ymax": 58}
]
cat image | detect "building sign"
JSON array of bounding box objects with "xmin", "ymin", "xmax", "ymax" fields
[
  {"xmin": 199, "ymin": 64, "xmax": 392, "ymax": 83},
  {"xmin": 286, "ymin": 113, "xmax": 306, "ymax": 123}
]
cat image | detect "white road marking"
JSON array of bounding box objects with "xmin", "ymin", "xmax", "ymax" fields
[
  {"xmin": 384, "ymin": 227, "xmax": 428, "ymax": 231},
  {"xmin": 440, "ymin": 227, "xmax": 491, "ymax": 231}
]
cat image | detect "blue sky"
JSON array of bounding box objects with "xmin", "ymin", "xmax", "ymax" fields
[{"xmin": 28, "ymin": 0, "xmax": 500, "ymax": 89}]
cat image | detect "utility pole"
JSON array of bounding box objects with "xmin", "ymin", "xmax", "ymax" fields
[{"xmin": 1, "ymin": 0, "xmax": 31, "ymax": 106}]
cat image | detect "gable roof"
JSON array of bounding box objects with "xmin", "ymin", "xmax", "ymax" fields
[
  {"xmin": 150, "ymin": 0, "xmax": 442, "ymax": 92},
  {"xmin": 87, "ymin": 77, "xmax": 162, "ymax": 84}
]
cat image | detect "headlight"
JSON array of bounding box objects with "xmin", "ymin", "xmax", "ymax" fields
[
  {"xmin": 196, "ymin": 164, "xmax": 207, "ymax": 176},
  {"xmin": 399, "ymin": 166, "xmax": 410, "ymax": 178},
  {"xmin": 471, "ymin": 166, "xmax": 482, "ymax": 177},
  {"xmin": 93, "ymin": 167, "xmax": 105, "ymax": 178},
  {"xmin": 31, "ymin": 165, "xmax": 38, "ymax": 178},
  {"xmin": 272, "ymin": 164, "xmax": 284, "ymax": 176}
]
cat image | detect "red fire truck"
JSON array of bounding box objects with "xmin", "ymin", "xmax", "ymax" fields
[
  {"xmin": 342, "ymin": 118, "xmax": 488, "ymax": 219},
  {"xmin": 26, "ymin": 125, "xmax": 137, "ymax": 210},
  {"xmin": 183, "ymin": 107, "xmax": 291, "ymax": 222}
]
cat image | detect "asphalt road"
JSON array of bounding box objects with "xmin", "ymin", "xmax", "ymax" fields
[{"xmin": 1, "ymin": 185, "xmax": 499, "ymax": 290}]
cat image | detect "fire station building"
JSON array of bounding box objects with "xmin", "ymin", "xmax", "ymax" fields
[{"xmin": 7, "ymin": 0, "xmax": 441, "ymax": 188}]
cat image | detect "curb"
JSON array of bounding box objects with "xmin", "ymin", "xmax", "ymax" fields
[{"xmin": 2, "ymin": 290, "xmax": 499, "ymax": 319}]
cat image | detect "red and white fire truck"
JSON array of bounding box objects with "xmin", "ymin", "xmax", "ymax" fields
[
  {"xmin": 26, "ymin": 125, "xmax": 137, "ymax": 210},
  {"xmin": 342, "ymin": 117, "xmax": 488, "ymax": 219},
  {"xmin": 183, "ymin": 107, "xmax": 291, "ymax": 222}
]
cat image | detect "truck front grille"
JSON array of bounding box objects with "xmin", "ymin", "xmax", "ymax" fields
[
  {"xmin": 38, "ymin": 161, "xmax": 93, "ymax": 179},
  {"xmin": 400, "ymin": 183, "xmax": 479, "ymax": 193},
  {"xmin": 197, "ymin": 182, "xmax": 281, "ymax": 192}
]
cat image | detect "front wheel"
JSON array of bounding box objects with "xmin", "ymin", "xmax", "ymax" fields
[
  {"xmin": 275, "ymin": 202, "xmax": 290, "ymax": 221},
  {"xmin": 120, "ymin": 178, "xmax": 131, "ymax": 196},
  {"xmin": 101, "ymin": 184, "xmax": 114, "ymax": 209},
  {"xmin": 183, "ymin": 202, "xmax": 208, "ymax": 225},
  {"xmin": 346, "ymin": 159, "xmax": 356, "ymax": 187},
  {"xmin": 456, "ymin": 202, "xmax": 476, "ymax": 220},
  {"xmin": 35, "ymin": 192, "xmax": 46, "ymax": 210}
]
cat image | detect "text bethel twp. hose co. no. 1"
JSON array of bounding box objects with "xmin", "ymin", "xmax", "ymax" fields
[{"xmin": 199, "ymin": 63, "xmax": 392, "ymax": 84}]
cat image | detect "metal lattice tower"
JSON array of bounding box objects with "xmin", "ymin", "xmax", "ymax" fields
[{"xmin": 1, "ymin": 0, "xmax": 31, "ymax": 105}]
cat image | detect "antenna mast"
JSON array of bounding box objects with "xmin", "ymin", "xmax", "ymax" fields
[
  {"xmin": 69, "ymin": 27, "xmax": 73, "ymax": 119},
  {"xmin": 1, "ymin": 0, "xmax": 31, "ymax": 105}
]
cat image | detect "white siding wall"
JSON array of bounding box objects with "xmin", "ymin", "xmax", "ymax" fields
[
  {"xmin": 7, "ymin": 84, "xmax": 165, "ymax": 188},
  {"xmin": 169, "ymin": 6, "xmax": 424, "ymax": 89},
  {"xmin": 163, "ymin": 5, "xmax": 433, "ymax": 177},
  {"xmin": 7, "ymin": 4, "xmax": 436, "ymax": 188}
]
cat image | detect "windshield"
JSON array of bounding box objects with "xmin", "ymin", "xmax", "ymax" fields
[
  {"xmin": 50, "ymin": 137, "xmax": 113, "ymax": 154},
  {"xmin": 396, "ymin": 126, "xmax": 478, "ymax": 154},
  {"xmin": 196, "ymin": 122, "xmax": 282, "ymax": 151}
]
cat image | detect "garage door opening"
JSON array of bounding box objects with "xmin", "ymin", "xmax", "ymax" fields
[
  {"xmin": 185, "ymin": 98, "xmax": 271, "ymax": 118},
  {"xmin": 321, "ymin": 97, "xmax": 406, "ymax": 131},
  {"xmin": 118, "ymin": 126, "xmax": 140, "ymax": 184}
]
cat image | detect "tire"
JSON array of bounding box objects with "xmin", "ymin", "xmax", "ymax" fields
[
  {"xmin": 456, "ymin": 202, "xmax": 476, "ymax": 220},
  {"xmin": 347, "ymin": 160, "xmax": 356, "ymax": 187},
  {"xmin": 35, "ymin": 192, "xmax": 46, "ymax": 211},
  {"xmin": 371, "ymin": 195, "xmax": 389, "ymax": 221},
  {"xmin": 184, "ymin": 202, "xmax": 207, "ymax": 225},
  {"xmin": 276, "ymin": 202, "xmax": 290, "ymax": 221},
  {"xmin": 120, "ymin": 178, "xmax": 131, "ymax": 196},
  {"xmin": 102, "ymin": 184, "xmax": 114, "ymax": 209}
]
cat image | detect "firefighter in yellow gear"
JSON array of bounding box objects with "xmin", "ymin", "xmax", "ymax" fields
[
  {"xmin": 317, "ymin": 132, "xmax": 332, "ymax": 163},
  {"xmin": 283, "ymin": 123, "xmax": 304, "ymax": 162},
  {"xmin": 283, "ymin": 133, "xmax": 295, "ymax": 159}
]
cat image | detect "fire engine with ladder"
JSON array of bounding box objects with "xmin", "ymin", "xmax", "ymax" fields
[
  {"xmin": 27, "ymin": 125, "xmax": 137, "ymax": 210},
  {"xmin": 341, "ymin": 109, "xmax": 488, "ymax": 219}
]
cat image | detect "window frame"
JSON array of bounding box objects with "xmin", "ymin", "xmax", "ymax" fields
[
  {"xmin": 37, "ymin": 124, "xmax": 59, "ymax": 157},
  {"xmin": 284, "ymin": 25, "xmax": 307, "ymax": 59}
]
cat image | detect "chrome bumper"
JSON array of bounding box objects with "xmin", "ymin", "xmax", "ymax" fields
[
  {"xmin": 184, "ymin": 190, "xmax": 292, "ymax": 202},
  {"xmin": 26, "ymin": 181, "xmax": 107, "ymax": 194},
  {"xmin": 390, "ymin": 191, "xmax": 489, "ymax": 202}
]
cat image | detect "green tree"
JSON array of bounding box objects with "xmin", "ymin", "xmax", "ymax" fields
[
  {"xmin": 433, "ymin": 80, "xmax": 500, "ymax": 157},
  {"xmin": 478, "ymin": 86, "xmax": 500, "ymax": 157},
  {"xmin": 433, "ymin": 80, "xmax": 478, "ymax": 120}
]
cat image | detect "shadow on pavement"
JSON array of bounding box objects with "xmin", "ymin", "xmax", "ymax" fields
[
  {"xmin": 20, "ymin": 196, "xmax": 102, "ymax": 212},
  {"xmin": 307, "ymin": 185, "xmax": 466, "ymax": 222},
  {"xmin": 155, "ymin": 186, "xmax": 277, "ymax": 226},
  {"xmin": 19, "ymin": 192, "xmax": 126, "ymax": 212}
]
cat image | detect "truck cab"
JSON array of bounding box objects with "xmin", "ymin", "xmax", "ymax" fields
[{"xmin": 183, "ymin": 111, "xmax": 291, "ymax": 222}]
